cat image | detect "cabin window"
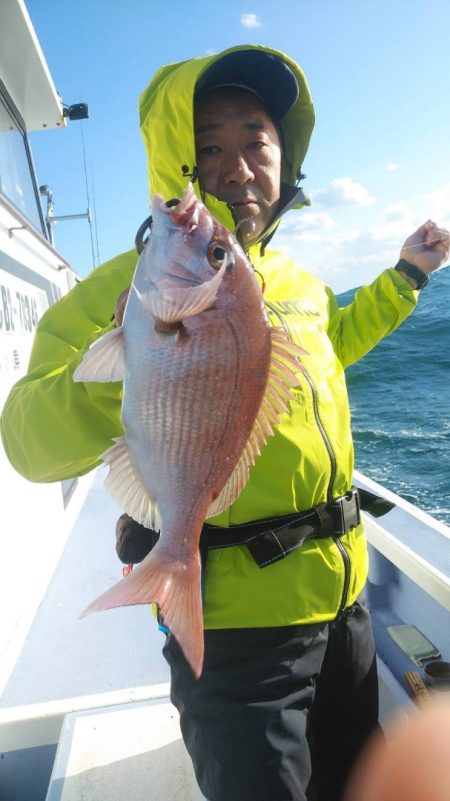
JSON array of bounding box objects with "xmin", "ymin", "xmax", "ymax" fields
[{"xmin": 0, "ymin": 91, "xmax": 45, "ymax": 235}]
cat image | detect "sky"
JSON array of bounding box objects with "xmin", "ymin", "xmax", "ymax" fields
[{"xmin": 25, "ymin": 0, "xmax": 450, "ymax": 292}]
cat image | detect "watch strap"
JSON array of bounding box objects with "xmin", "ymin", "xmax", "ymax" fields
[{"xmin": 394, "ymin": 259, "xmax": 430, "ymax": 289}]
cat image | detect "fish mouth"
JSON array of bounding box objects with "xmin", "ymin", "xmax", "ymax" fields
[{"xmin": 165, "ymin": 184, "xmax": 200, "ymax": 229}]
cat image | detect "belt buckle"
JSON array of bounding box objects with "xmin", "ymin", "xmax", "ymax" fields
[{"xmin": 332, "ymin": 489, "xmax": 361, "ymax": 535}]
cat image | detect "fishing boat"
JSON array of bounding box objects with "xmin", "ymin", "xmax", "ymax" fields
[{"xmin": 0, "ymin": 2, "xmax": 449, "ymax": 799}]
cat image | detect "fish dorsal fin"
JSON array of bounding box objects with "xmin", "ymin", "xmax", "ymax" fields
[
  {"xmin": 73, "ymin": 327, "xmax": 124, "ymax": 383},
  {"xmin": 102, "ymin": 436, "xmax": 161, "ymax": 531},
  {"xmin": 206, "ymin": 327, "xmax": 305, "ymax": 518},
  {"xmin": 133, "ymin": 261, "xmax": 226, "ymax": 324}
]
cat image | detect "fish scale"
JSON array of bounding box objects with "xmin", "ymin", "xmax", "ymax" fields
[
  {"xmin": 73, "ymin": 183, "xmax": 304, "ymax": 677},
  {"xmin": 142, "ymin": 331, "xmax": 230, "ymax": 479}
]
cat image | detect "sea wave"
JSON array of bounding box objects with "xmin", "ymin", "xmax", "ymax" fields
[
  {"xmin": 352, "ymin": 427, "xmax": 448, "ymax": 443},
  {"xmin": 340, "ymin": 270, "xmax": 450, "ymax": 526}
]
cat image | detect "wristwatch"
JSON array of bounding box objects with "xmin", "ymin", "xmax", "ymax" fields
[{"xmin": 394, "ymin": 259, "xmax": 430, "ymax": 289}]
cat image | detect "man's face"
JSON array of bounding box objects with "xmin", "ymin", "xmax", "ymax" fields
[{"xmin": 194, "ymin": 88, "xmax": 282, "ymax": 246}]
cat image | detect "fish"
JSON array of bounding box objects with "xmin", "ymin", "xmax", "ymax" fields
[{"xmin": 73, "ymin": 183, "xmax": 305, "ymax": 678}]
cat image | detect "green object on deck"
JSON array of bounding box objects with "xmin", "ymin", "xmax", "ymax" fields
[{"xmin": 388, "ymin": 624, "xmax": 441, "ymax": 666}]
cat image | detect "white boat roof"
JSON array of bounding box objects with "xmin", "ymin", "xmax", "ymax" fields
[{"xmin": 1, "ymin": 0, "xmax": 65, "ymax": 131}]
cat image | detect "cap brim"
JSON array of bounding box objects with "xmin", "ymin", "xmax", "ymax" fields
[{"xmin": 195, "ymin": 50, "xmax": 299, "ymax": 121}]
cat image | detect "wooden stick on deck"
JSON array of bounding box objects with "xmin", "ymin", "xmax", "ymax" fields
[{"xmin": 404, "ymin": 671, "xmax": 431, "ymax": 705}]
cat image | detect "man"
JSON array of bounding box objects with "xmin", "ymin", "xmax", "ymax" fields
[{"xmin": 1, "ymin": 46, "xmax": 448, "ymax": 801}]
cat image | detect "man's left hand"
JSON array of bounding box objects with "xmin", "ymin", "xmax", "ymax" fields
[{"xmin": 400, "ymin": 221, "xmax": 450, "ymax": 275}]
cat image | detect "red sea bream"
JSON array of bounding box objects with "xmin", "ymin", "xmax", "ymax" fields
[{"xmin": 74, "ymin": 184, "xmax": 304, "ymax": 677}]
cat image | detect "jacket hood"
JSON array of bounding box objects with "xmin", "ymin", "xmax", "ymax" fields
[{"xmin": 139, "ymin": 44, "xmax": 315, "ymax": 244}]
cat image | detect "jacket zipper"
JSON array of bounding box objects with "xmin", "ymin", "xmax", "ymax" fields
[{"xmin": 263, "ymin": 297, "xmax": 351, "ymax": 614}]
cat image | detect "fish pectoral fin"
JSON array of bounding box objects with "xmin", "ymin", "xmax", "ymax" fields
[
  {"xmin": 82, "ymin": 547, "xmax": 204, "ymax": 678},
  {"xmin": 253, "ymin": 325, "xmax": 306, "ymax": 438},
  {"xmin": 103, "ymin": 437, "xmax": 160, "ymax": 531},
  {"xmin": 207, "ymin": 327, "xmax": 306, "ymax": 518},
  {"xmin": 132, "ymin": 262, "xmax": 226, "ymax": 324},
  {"xmin": 206, "ymin": 446, "xmax": 253, "ymax": 518},
  {"xmin": 73, "ymin": 327, "xmax": 124, "ymax": 383}
]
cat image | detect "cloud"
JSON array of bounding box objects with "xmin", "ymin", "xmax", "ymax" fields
[
  {"xmin": 272, "ymin": 180, "xmax": 449, "ymax": 293},
  {"xmin": 386, "ymin": 162, "xmax": 400, "ymax": 171},
  {"xmin": 298, "ymin": 212, "xmax": 336, "ymax": 231},
  {"xmin": 416, "ymin": 182, "xmax": 450, "ymax": 226},
  {"xmin": 381, "ymin": 203, "xmax": 411, "ymax": 224},
  {"xmin": 374, "ymin": 203, "xmax": 415, "ymax": 240},
  {"xmin": 312, "ymin": 177, "xmax": 376, "ymax": 208},
  {"xmin": 240, "ymin": 13, "xmax": 262, "ymax": 28},
  {"xmin": 274, "ymin": 202, "xmax": 416, "ymax": 292},
  {"xmin": 276, "ymin": 226, "xmax": 398, "ymax": 292},
  {"xmin": 279, "ymin": 211, "xmax": 336, "ymax": 242}
]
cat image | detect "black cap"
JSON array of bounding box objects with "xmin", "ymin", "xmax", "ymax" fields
[{"xmin": 195, "ymin": 50, "xmax": 299, "ymax": 121}]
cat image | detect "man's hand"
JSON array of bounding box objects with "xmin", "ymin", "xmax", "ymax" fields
[
  {"xmin": 400, "ymin": 221, "xmax": 450, "ymax": 276},
  {"xmin": 344, "ymin": 697, "xmax": 450, "ymax": 801},
  {"xmin": 115, "ymin": 287, "xmax": 130, "ymax": 326}
]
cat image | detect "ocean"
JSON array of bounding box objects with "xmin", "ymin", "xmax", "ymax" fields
[{"xmin": 339, "ymin": 268, "xmax": 450, "ymax": 526}]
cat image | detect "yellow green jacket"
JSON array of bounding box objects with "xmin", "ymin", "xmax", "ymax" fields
[{"xmin": 0, "ymin": 45, "xmax": 418, "ymax": 628}]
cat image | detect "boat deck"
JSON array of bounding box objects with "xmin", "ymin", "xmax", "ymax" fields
[
  {"xmin": 1, "ymin": 468, "xmax": 449, "ymax": 801},
  {"xmin": 0, "ymin": 468, "xmax": 170, "ymax": 710},
  {"xmin": 2, "ymin": 469, "xmax": 449, "ymax": 711},
  {"xmin": 45, "ymin": 699, "xmax": 206, "ymax": 801}
]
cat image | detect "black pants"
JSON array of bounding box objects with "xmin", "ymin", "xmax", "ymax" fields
[{"xmin": 163, "ymin": 599, "xmax": 380, "ymax": 801}]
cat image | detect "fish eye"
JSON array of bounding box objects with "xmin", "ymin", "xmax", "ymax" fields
[{"xmin": 207, "ymin": 240, "xmax": 234, "ymax": 270}]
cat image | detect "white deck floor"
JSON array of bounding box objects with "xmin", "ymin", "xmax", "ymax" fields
[
  {"xmin": 0, "ymin": 469, "xmax": 170, "ymax": 709},
  {"xmin": 46, "ymin": 699, "xmax": 206, "ymax": 801},
  {"xmin": 2, "ymin": 468, "xmax": 449, "ymax": 715}
]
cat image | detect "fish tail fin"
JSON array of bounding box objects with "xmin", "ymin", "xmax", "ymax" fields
[{"xmin": 82, "ymin": 547, "xmax": 204, "ymax": 678}]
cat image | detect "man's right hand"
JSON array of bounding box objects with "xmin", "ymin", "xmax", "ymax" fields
[{"xmin": 115, "ymin": 287, "xmax": 130, "ymax": 326}]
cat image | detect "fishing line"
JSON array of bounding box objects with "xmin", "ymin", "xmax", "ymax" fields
[
  {"xmin": 233, "ymin": 214, "xmax": 256, "ymax": 238},
  {"xmin": 90, "ymin": 165, "xmax": 101, "ymax": 265},
  {"xmin": 80, "ymin": 120, "xmax": 97, "ymax": 269},
  {"xmin": 403, "ymin": 236, "xmax": 449, "ymax": 250}
]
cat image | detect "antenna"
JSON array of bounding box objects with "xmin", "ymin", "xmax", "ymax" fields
[
  {"xmin": 39, "ymin": 106, "xmax": 100, "ymax": 268},
  {"xmin": 39, "ymin": 185, "xmax": 91, "ymax": 250},
  {"xmin": 39, "ymin": 100, "xmax": 99, "ymax": 268},
  {"xmin": 80, "ymin": 121, "xmax": 97, "ymax": 269}
]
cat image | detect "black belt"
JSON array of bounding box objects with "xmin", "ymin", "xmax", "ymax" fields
[{"xmin": 201, "ymin": 487, "xmax": 393, "ymax": 569}]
